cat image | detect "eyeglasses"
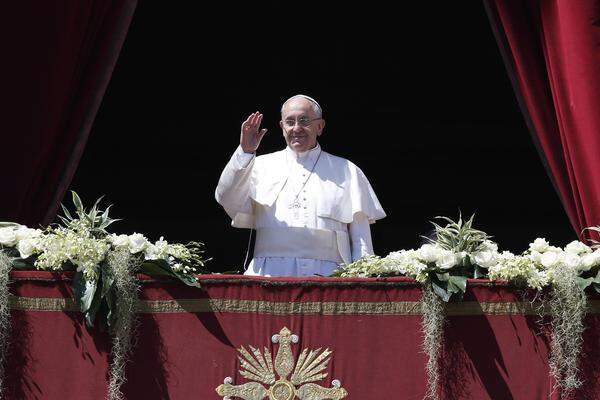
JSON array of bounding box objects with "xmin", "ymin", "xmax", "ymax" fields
[{"xmin": 282, "ymin": 117, "xmax": 322, "ymax": 128}]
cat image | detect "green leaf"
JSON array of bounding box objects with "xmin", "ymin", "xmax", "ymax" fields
[
  {"xmin": 10, "ymin": 258, "xmax": 33, "ymax": 269},
  {"xmin": 576, "ymin": 277, "xmax": 594, "ymax": 291},
  {"xmin": 431, "ymin": 280, "xmax": 451, "ymax": 302},
  {"xmin": 71, "ymin": 191, "xmax": 84, "ymax": 212},
  {"xmin": 104, "ymin": 288, "xmax": 116, "ymax": 328},
  {"xmin": 141, "ymin": 260, "xmax": 202, "ymax": 289},
  {"xmin": 72, "ymin": 271, "xmax": 97, "ymax": 314},
  {"xmin": 60, "ymin": 204, "xmax": 73, "ymax": 221},
  {"xmin": 85, "ymin": 282, "xmax": 103, "ymax": 328},
  {"xmin": 101, "ymin": 268, "xmax": 115, "ymax": 298},
  {"xmin": 141, "ymin": 260, "xmax": 175, "ymax": 277},
  {"xmin": 435, "ymin": 272, "xmax": 450, "ymax": 282},
  {"xmin": 448, "ymin": 275, "xmax": 467, "ymax": 295},
  {"xmin": 91, "ymin": 195, "xmax": 105, "ymax": 213}
]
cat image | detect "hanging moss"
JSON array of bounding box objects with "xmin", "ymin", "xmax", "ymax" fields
[
  {"xmin": 421, "ymin": 282, "xmax": 445, "ymax": 400},
  {"xmin": 0, "ymin": 252, "xmax": 11, "ymax": 398},
  {"xmin": 548, "ymin": 268, "xmax": 586, "ymax": 396},
  {"xmin": 106, "ymin": 249, "xmax": 141, "ymax": 400}
]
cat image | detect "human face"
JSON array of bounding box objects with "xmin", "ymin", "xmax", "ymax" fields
[{"xmin": 280, "ymin": 98, "xmax": 325, "ymax": 153}]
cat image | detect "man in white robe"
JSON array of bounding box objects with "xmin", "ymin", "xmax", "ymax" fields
[{"xmin": 215, "ymin": 95, "xmax": 386, "ymax": 276}]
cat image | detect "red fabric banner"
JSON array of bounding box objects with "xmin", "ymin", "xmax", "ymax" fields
[
  {"xmin": 484, "ymin": 0, "xmax": 600, "ymax": 239},
  {"xmin": 5, "ymin": 272, "xmax": 600, "ymax": 399}
]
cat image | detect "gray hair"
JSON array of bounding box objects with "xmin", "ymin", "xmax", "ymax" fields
[{"xmin": 280, "ymin": 94, "xmax": 323, "ymax": 118}]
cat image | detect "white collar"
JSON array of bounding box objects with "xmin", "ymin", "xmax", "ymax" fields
[{"xmin": 285, "ymin": 143, "xmax": 322, "ymax": 165}]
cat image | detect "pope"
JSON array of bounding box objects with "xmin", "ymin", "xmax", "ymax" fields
[{"xmin": 215, "ymin": 95, "xmax": 386, "ymax": 276}]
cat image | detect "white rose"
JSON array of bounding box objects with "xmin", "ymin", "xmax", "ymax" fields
[
  {"xmin": 0, "ymin": 227, "xmax": 17, "ymax": 247},
  {"xmin": 128, "ymin": 233, "xmax": 149, "ymax": 254},
  {"xmin": 109, "ymin": 234, "xmax": 129, "ymax": 247},
  {"xmin": 15, "ymin": 226, "xmax": 42, "ymax": 241},
  {"xmin": 562, "ymin": 252, "xmax": 581, "ymax": 269},
  {"xmin": 436, "ymin": 250, "xmax": 458, "ymax": 270},
  {"xmin": 529, "ymin": 238, "xmax": 549, "ymax": 253},
  {"xmin": 581, "ymin": 252, "xmax": 600, "ymax": 271},
  {"xmin": 17, "ymin": 238, "xmax": 37, "ymax": 259},
  {"xmin": 564, "ymin": 240, "xmax": 592, "ymax": 255},
  {"xmin": 546, "ymin": 245, "xmax": 563, "ymax": 253},
  {"xmin": 540, "ymin": 251, "xmax": 560, "ymax": 268},
  {"xmin": 482, "ymin": 240, "xmax": 499, "ymax": 253},
  {"xmin": 418, "ymin": 244, "xmax": 440, "ymax": 263},
  {"xmin": 472, "ymin": 250, "xmax": 498, "ymax": 268}
]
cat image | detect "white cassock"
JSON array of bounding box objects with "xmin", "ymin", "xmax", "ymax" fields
[{"xmin": 215, "ymin": 143, "xmax": 386, "ymax": 276}]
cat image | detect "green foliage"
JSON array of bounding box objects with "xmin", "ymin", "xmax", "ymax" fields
[
  {"xmin": 423, "ymin": 212, "xmax": 491, "ymax": 254},
  {"xmin": 58, "ymin": 191, "xmax": 121, "ymax": 238}
]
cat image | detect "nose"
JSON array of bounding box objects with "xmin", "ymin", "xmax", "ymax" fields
[{"xmin": 290, "ymin": 123, "xmax": 304, "ymax": 133}]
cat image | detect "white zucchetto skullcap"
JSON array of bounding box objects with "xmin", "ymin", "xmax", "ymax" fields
[{"xmin": 281, "ymin": 94, "xmax": 322, "ymax": 117}]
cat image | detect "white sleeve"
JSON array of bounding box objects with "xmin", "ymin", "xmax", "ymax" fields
[
  {"xmin": 349, "ymin": 212, "xmax": 374, "ymax": 261},
  {"xmin": 215, "ymin": 146, "xmax": 255, "ymax": 220}
]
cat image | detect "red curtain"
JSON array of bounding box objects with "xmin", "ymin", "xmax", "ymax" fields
[
  {"xmin": 0, "ymin": 1, "xmax": 137, "ymax": 227},
  {"xmin": 484, "ymin": 0, "xmax": 600, "ymax": 240}
]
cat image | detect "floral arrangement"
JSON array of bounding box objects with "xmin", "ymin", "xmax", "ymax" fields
[
  {"xmin": 0, "ymin": 192, "xmax": 209, "ymax": 400},
  {"xmin": 0, "ymin": 192, "xmax": 207, "ymax": 327},
  {"xmin": 334, "ymin": 214, "xmax": 600, "ymax": 299},
  {"xmin": 333, "ymin": 213, "xmax": 600, "ymax": 398}
]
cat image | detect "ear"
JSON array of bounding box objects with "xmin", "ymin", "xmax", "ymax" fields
[
  {"xmin": 279, "ymin": 120, "xmax": 284, "ymax": 130},
  {"xmin": 317, "ymin": 119, "xmax": 325, "ymax": 136}
]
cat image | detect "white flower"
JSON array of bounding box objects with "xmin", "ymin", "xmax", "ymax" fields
[
  {"xmin": 546, "ymin": 245, "xmax": 563, "ymax": 253},
  {"xmin": 14, "ymin": 226, "xmax": 42, "ymax": 241},
  {"xmin": 17, "ymin": 238, "xmax": 37, "ymax": 259},
  {"xmin": 562, "ymin": 252, "xmax": 581, "ymax": 270},
  {"xmin": 436, "ymin": 250, "xmax": 458, "ymax": 270},
  {"xmin": 564, "ymin": 240, "xmax": 592, "ymax": 255},
  {"xmin": 144, "ymin": 244, "xmax": 158, "ymax": 260},
  {"xmin": 482, "ymin": 240, "xmax": 499, "ymax": 253},
  {"xmin": 540, "ymin": 251, "xmax": 560, "ymax": 268},
  {"xmin": 128, "ymin": 233, "xmax": 149, "ymax": 254},
  {"xmin": 472, "ymin": 250, "xmax": 498, "ymax": 269},
  {"xmin": 417, "ymin": 244, "xmax": 440, "ymax": 263},
  {"xmin": 581, "ymin": 250, "xmax": 600, "ymax": 271},
  {"xmin": 109, "ymin": 234, "xmax": 129, "ymax": 247},
  {"xmin": 528, "ymin": 251, "xmax": 543, "ymax": 263},
  {"xmin": 529, "ymin": 238, "xmax": 549, "ymax": 253},
  {"xmin": 0, "ymin": 227, "xmax": 17, "ymax": 247}
]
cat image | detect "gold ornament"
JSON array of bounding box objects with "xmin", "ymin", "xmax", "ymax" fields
[{"xmin": 216, "ymin": 327, "xmax": 348, "ymax": 400}]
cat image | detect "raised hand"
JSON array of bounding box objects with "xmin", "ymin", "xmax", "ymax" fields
[{"xmin": 240, "ymin": 111, "xmax": 268, "ymax": 153}]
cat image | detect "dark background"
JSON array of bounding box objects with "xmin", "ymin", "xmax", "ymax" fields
[{"xmin": 68, "ymin": 1, "xmax": 575, "ymax": 272}]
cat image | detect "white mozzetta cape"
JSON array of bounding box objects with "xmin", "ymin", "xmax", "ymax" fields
[{"xmin": 221, "ymin": 147, "xmax": 386, "ymax": 229}]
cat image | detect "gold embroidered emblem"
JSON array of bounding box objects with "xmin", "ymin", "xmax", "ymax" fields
[{"xmin": 216, "ymin": 327, "xmax": 348, "ymax": 400}]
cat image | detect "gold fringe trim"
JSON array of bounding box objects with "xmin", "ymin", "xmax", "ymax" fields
[{"xmin": 8, "ymin": 296, "xmax": 600, "ymax": 316}]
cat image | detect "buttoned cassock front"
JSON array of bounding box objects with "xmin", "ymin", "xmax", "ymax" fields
[{"xmin": 215, "ymin": 143, "xmax": 386, "ymax": 276}]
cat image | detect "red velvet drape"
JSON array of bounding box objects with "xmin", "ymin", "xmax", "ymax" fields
[
  {"xmin": 484, "ymin": 0, "xmax": 600, "ymax": 240},
  {"xmin": 0, "ymin": 1, "xmax": 137, "ymax": 227}
]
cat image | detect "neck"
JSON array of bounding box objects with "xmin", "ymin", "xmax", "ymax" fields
[{"xmin": 289, "ymin": 143, "xmax": 318, "ymax": 155}]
